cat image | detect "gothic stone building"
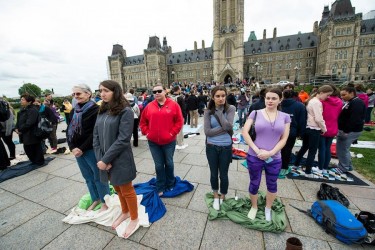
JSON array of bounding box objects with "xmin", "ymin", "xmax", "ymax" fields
[{"xmin": 108, "ymin": 0, "xmax": 375, "ymax": 90}]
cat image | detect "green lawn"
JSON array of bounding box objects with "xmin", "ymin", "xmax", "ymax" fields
[{"xmin": 351, "ymin": 148, "xmax": 375, "ymax": 184}]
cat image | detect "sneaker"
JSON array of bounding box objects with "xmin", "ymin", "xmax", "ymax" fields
[
  {"xmin": 305, "ymin": 173, "xmax": 320, "ymax": 179},
  {"xmin": 176, "ymin": 145, "xmax": 183, "ymax": 150},
  {"xmin": 312, "ymin": 167, "xmax": 322, "ymax": 174},
  {"xmin": 213, "ymin": 198, "xmax": 220, "ymax": 211},
  {"xmin": 180, "ymin": 144, "xmax": 188, "ymax": 149}
]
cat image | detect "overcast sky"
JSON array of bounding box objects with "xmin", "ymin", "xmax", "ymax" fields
[{"xmin": 0, "ymin": 0, "xmax": 373, "ymax": 97}]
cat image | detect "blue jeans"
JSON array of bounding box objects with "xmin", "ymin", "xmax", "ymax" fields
[
  {"xmin": 294, "ymin": 128, "xmax": 321, "ymax": 174},
  {"xmin": 318, "ymin": 136, "xmax": 334, "ymax": 170},
  {"xmin": 76, "ymin": 149, "xmax": 110, "ymax": 203},
  {"xmin": 206, "ymin": 144, "xmax": 232, "ymax": 195},
  {"xmin": 336, "ymin": 130, "xmax": 362, "ymax": 171},
  {"xmin": 148, "ymin": 140, "xmax": 176, "ymax": 193},
  {"xmin": 238, "ymin": 108, "xmax": 247, "ymax": 126}
]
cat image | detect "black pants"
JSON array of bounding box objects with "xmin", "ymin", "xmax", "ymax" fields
[
  {"xmin": 133, "ymin": 118, "xmax": 139, "ymax": 147},
  {"xmin": 281, "ymin": 135, "xmax": 297, "ymax": 170},
  {"xmin": 1, "ymin": 132, "xmax": 15, "ymax": 158},
  {"xmin": 294, "ymin": 128, "xmax": 321, "ymax": 174},
  {"xmin": 0, "ymin": 140, "xmax": 10, "ymax": 170},
  {"xmin": 24, "ymin": 142, "xmax": 45, "ymax": 165}
]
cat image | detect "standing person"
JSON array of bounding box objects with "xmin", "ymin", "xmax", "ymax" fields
[
  {"xmin": 0, "ymin": 101, "xmax": 15, "ymax": 160},
  {"xmin": 184, "ymin": 93, "xmax": 190, "ymax": 125},
  {"xmin": 67, "ymin": 84, "xmax": 110, "ymax": 211},
  {"xmin": 336, "ymin": 86, "xmax": 366, "ymax": 172},
  {"xmin": 45, "ymin": 93, "xmax": 54, "ymax": 106},
  {"xmin": 355, "ymin": 83, "xmax": 369, "ymax": 108},
  {"xmin": 242, "ymin": 88, "xmax": 291, "ymax": 221},
  {"xmin": 318, "ymin": 85, "xmax": 342, "ymax": 172},
  {"xmin": 293, "ymin": 85, "xmax": 333, "ymax": 177},
  {"xmin": 366, "ymin": 88, "xmax": 374, "ymax": 123},
  {"xmin": 248, "ymin": 88, "xmax": 267, "ymax": 114},
  {"xmin": 139, "ymin": 84, "xmax": 184, "ymax": 196},
  {"xmin": 125, "ymin": 93, "xmax": 140, "ymax": 147},
  {"xmin": 298, "ymin": 90, "xmax": 310, "ymax": 103},
  {"xmin": 280, "ymin": 89, "xmax": 307, "ymax": 173},
  {"xmin": 60, "ymin": 99, "xmax": 73, "ymax": 128},
  {"xmin": 15, "ymin": 94, "xmax": 45, "ymax": 165},
  {"xmin": 226, "ymin": 91, "xmax": 237, "ymax": 110},
  {"xmin": 237, "ymin": 89, "xmax": 250, "ymax": 127},
  {"xmin": 94, "ymin": 80, "xmax": 139, "ymax": 238},
  {"xmin": 204, "ymin": 86, "xmax": 235, "ymax": 210},
  {"xmin": 198, "ymin": 92, "xmax": 207, "ymax": 117},
  {"xmin": 43, "ymin": 99, "xmax": 58, "ymax": 152},
  {"xmin": 171, "ymin": 85, "xmax": 188, "ymax": 150},
  {"xmin": 186, "ymin": 91, "xmax": 199, "ymax": 128}
]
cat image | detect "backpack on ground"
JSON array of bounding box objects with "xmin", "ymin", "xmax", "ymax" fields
[
  {"xmin": 0, "ymin": 100, "xmax": 10, "ymax": 122},
  {"xmin": 356, "ymin": 211, "xmax": 375, "ymax": 245},
  {"xmin": 35, "ymin": 113, "xmax": 53, "ymax": 139},
  {"xmin": 291, "ymin": 200, "xmax": 367, "ymax": 245},
  {"xmin": 317, "ymin": 183, "xmax": 350, "ymax": 207}
]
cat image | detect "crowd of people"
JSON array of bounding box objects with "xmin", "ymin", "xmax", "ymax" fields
[{"xmin": 0, "ymin": 79, "xmax": 374, "ymax": 231}]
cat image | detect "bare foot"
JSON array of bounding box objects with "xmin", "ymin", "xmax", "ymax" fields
[
  {"xmin": 87, "ymin": 200, "xmax": 100, "ymax": 211},
  {"xmin": 98, "ymin": 203, "xmax": 108, "ymax": 213},
  {"xmin": 124, "ymin": 218, "xmax": 140, "ymax": 239},
  {"xmin": 112, "ymin": 212, "xmax": 130, "ymax": 229}
]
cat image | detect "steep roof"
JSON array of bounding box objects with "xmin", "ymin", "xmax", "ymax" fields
[
  {"xmin": 167, "ymin": 47, "xmax": 213, "ymax": 65},
  {"xmin": 360, "ymin": 18, "xmax": 375, "ymax": 35}
]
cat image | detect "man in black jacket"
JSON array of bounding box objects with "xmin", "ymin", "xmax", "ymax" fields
[
  {"xmin": 186, "ymin": 91, "xmax": 199, "ymax": 128},
  {"xmin": 336, "ymin": 86, "xmax": 366, "ymax": 172}
]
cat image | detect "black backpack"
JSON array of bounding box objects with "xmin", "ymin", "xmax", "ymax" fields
[
  {"xmin": 356, "ymin": 211, "xmax": 375, "ymax": 245},
  {"xmin": 35, "ymin": 113, "xmax": 53, "ymax": 139},
  {"xmin": 0, "ymin": 100, "xmax": 10, "ymax": 122},
  {"xmin": 317, "ymin": 183, "xmax": 350, "ymax": 207}
]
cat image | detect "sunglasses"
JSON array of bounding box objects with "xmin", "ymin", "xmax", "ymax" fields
[
  {"xmin": 152, "ymin": 89, "xmax": 163, "ymax": 94},
  {"xmin": 72, "ymin": 92, "xmax": 83, "ymax": 97}
]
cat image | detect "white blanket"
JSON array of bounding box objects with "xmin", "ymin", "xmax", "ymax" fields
[{"xmin": 62, "ymin": 194, "xmax": 150, "ymax": 238}]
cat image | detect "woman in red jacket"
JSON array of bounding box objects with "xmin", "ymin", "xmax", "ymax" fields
[{"xmin": 139, "ymin": 84, "xmax": 184, "ymax": 196}]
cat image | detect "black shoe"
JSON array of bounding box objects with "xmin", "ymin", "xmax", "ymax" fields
[{"xmin": 61, "ymin": 130, "xmax": 66, "ymax": 132}]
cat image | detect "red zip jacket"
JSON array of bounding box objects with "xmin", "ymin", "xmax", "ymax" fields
[{"xmin": 140, "ymin": 97, "xmax": 184, "ymax": 145}]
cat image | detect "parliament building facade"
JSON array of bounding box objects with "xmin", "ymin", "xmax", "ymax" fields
[{"xmin": 108, "ymin": 0, "xmax": 375, "ymax": 90}]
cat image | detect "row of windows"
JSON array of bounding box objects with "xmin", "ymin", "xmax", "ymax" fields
[
  {"xmin": 335, "ymin": 50, "xmax": 348, "ymax": 60},
  {"xmin": 358, "ymin": 49, "xmax": 375, "ymax": 58},
  {"xmin": 359, "ymin": 38, "xmax": 375, "ymax": 46},
  {"xmin": 355, "ymin": 62, "xmax": 374, "ymax": 72},
  {"xmin": 335, "ymin": 27, "xmax": 352, "ymax": 36},
  {"xmin": 335, "ymin": 40, "xmax": 352, "ymax": 47}
]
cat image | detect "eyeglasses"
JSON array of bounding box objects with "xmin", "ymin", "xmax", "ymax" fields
[
  {"xmin": 152, "ymin": 89, "xmax": 163, "ymax": 94},
  {"xmin": 72, "ymin": 92, "xmax": 82, "ymax": 97}
]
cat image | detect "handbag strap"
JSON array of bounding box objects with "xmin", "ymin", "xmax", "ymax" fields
[
  {"xmin": 253, "ymin": 110, "xmax": 258, "ymax": 124},
  {"xmin": 213, "ymin": 113, "xmax": 233, "ymax": 137}
]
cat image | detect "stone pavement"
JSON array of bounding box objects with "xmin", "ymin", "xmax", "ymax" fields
[{"xmin": 1, "ymin": 117, "xmax": 375, "ymax": 250}]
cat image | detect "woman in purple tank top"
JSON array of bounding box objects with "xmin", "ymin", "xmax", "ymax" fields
[{"xmin": 242, "ymin": 88, "xmax": 291, "ymax": 221}]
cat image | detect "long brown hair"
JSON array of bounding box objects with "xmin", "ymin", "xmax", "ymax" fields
[
  {"xmin": 207, "ymin": 86, "xmax": 229, "ymax": 114},
  {"xmin": 98, "ymin": 80, "xmax": 129, "ymax": 115}
]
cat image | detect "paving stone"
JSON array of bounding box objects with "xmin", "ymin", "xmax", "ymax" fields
[
  {"xmin": 195, "ymin": 140, "xmax": 207, "ymax": 146},
  {"xmin": 104, "ymin": 236, "xmax": 153, "ymax": 250},
  {"xmin": 349, "ymin": 197, "xmax": 375, "ymax": 213},
  {"xmin": 328, "ymin": 241, "xmax": 365, "ymax": 249},
  {"xmin": 141, "ymin": 205, "xmax": 207, "ymax": 249},
  {"xmin": 293, "ymin": 179, "xmax": 324, "ymax": 202},
  {"xmin": 227, "ymin": 170, "xmax": 252, "ymax": 192},
  {"xmin": 282, "ymin": 198, "xmax": 341, "ymax": 243},
  {"xmin": 133, "ymin": 157, "xmax": 143, "ymax": 164},
  {"xmin": 136, "ymin": 159, "xmax": 156, "ymax": 175},
  {"xmin": 131, "ymin": 147, "xmax": 148, "ymax": 157},
  {"xmin": 229, "ymin": 159, "xmax": 239, "ymax": 171},
  {"xmin": 133, "ymin": 173, "xmax": 155, "ymax": 185},
  {"xmin": 179, "ymin": 144, "xmax": 205, "ymax": 154},
  {"xmin": 173, "ymin": 151, "xmax": 188, "ymax": 163},
  {"xmin": 19, "ymin": 177, "xmax": 76, "ymax": 203},
  {"xmin": 338, "ymin": 185, "xmax": 375, "ymax": 199},
  {"xmin": 255, "ymin": 176, "xmax": 304, "ymax": 201},
  {"xmin": 237, "ymin": 160, "xmax": 248, "ymax": 172},
  {"xmin": 0, "ymin": 200, "xmax": 46, "ymax": 236},
  {"xmin": 200, "ymin": 219, "xmax": 264, "ymax": 249},
  {"xmin": 162, "ymin": 183, "xmax": 196, "ymax": 208},
  {"xmin": 185, "ymin": 166, "xmax": 211, "ymax": 186},
  {"xmin": 97, "ymin": 224, "xmax": 149, "ymax": 242},
  {"xmin": 68, "ymin": 172, "xmax": 85, "ymax": 183},
  {"xmin": 50, "ymin": 162, "xmax": 81, "ymax": 178},
  {"xmin": 40, "ymin": 182, "xmax": 87, "ymax": 213},
  {"xmin": 0, "ymin": 171, "xmax": 54, "ymax": 194},
  {"xmin": 181, "ymin": 153, "xmax": 208, "ymax": 167},
  {"xmin": 184, "ymin": 138, "xmax": 200, "ymax": 146},
  {"xmin": 188, "ymin": 183, "xmax": 212, "ymax": 213},
  {"xmin": 174, "ymin": 162, "xmax": 192, "ymax": 179},
  {"xmin": 0, "ymin": 170, "xmax": 37, "ymax": 188},
  {"xmin": 43, "ymin": 224, "xmax": 114, "ymax": 250},
  {"xmin": 37, "ymin": 158, "xmax": 76, "ymax": 173},
  {"xmin": 0, "ymin": 189, "xmax": 23, "ymax": 212},
  {"xmin": 0, "ymin": 210, "xmax": 70, "ymax": 250},
  {"xmin": 264, "ymin": 231, "xmax": 331, "ymax": 250}
]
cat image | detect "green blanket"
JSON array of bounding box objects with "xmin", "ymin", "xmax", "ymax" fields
[
  {"xmin": 78, "ymin": 185, "xmax": 116, "ymax": 211},
  {"xmin": 205, "ymin": 192, "xmax": 286, "ymax": 233}
]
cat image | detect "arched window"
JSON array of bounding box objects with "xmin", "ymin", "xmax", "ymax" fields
[
  {"xmin": 342, "ymin": 64, "xmax": 347, "ymax": 73},
  {"xmin": 332, "ymin": 64, "xmax": 338, "ymax": 74},
  {"xmin": 225, "ymin": 41, "xmax": 232, "ymax": 58},
  {"xmin": 355, "ymin": 63, "xmax": 360, "ymax": 72},
  {"xmin": 280, "ymin": 45, "xmax": 284, "ymax": 50},
  {"xmin": 286, "ymin": 44, "xmax": 290, "ymax": 50},
  {"xmin": 369, "ymin": 62, "xmax": 374, "ymax": 72},
  {"xmin": 257, "ymin": 48, "xmax": 261, "ymax": 53}
]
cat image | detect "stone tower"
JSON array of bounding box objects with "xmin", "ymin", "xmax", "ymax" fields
[{"xmin": 213, "ymin": 0, "xmax": 245, "ymax": 83}]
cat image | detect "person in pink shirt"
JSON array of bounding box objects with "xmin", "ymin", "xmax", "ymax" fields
[{"xmin": 317, "ymin": 85, "xmax": 342, "ymax": 172}]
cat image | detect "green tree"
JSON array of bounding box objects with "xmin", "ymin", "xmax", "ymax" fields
[
  {"xmin": 43, "ymin": 89, "xmax": 53, "ymax": 95},
  {"xmin": 18, "ymin": 83, "xmax": 42, "ymax": 97}
]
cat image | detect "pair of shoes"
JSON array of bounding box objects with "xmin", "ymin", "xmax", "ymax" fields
[
  {"xmin": 312, "ymin": 167, "xmax": 322, "ymax": 174},
  {"xmin": 305, "ymin": 173, "xmax": 319, "ymax": 179},
  {"xmin": 213, "ymin": 198, "xmax": 220, "ymax": 210},
  {"xmin": 176, "ymin": 144, "xmax": 188, "ymax": 150},
  {"xmin": 124, "ymin": 220, "xmax": 140, "ymax": 239}
]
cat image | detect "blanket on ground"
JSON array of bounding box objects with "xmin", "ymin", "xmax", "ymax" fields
[{"xmin": 205, "ymin": 192, "xmax": 286, "ymax": 233}]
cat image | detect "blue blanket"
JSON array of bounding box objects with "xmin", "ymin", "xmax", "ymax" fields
[{"xmin": 134, "ymin": 176, "xmax": 194, "ymax": 223}]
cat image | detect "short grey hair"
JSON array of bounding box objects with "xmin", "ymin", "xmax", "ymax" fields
[{"xmin": 72, "ymin": 84, "xmax": 92, "ymax": 94}]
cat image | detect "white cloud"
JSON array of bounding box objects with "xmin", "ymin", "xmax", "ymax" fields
[{"xmin": 0, "ymin": 0, "xmax": 373, "ymax": 97}]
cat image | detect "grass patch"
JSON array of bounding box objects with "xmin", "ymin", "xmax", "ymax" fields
[
  {"xmin": 358, "ymin": 127, "xmax": 375, "ymax": 141},
  {"xmin": 351, "ymin": 148, "xmax": 375, "ymax": 184}
]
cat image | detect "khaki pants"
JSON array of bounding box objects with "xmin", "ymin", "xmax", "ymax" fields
[
  {"xmin": 189, "ymin": 110, "xmax": 198, "ymax": 128},
  {"xmin": 177, "ymin": 128, "xmax": 184, "ymax": 146}
]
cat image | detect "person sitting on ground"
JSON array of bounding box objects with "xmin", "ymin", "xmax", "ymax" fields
[
  {"xmin": 67, "ymin": 84, "xmax": 110, "ymax": 211},
  {"xmin": 94, "ymin": 80, "xmax": 139, "ymax": 238},
  {"xmin": 242, "ymin": 88, "xmax": 290, "ymax": 221},
  {"xmin": 15, "ymin": 94, "xmax": 45, "ymax": 165},
  {"xmin": 204, "ymin": 86, "xmax": 235, "ymax": 211}
]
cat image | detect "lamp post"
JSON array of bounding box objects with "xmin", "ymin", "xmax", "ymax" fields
[
  {"xmin": 255, "ymin": 62, "xmax": 260, "ymax": 82},
  {"xmin": 294, "ymin": 66, "xmax": 299, "ymax": 84}
]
